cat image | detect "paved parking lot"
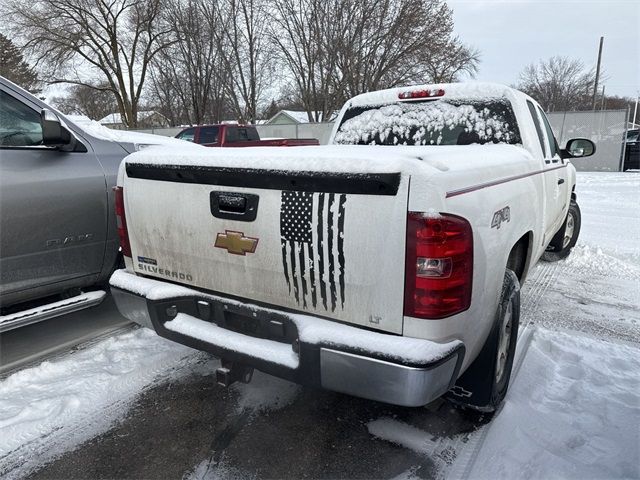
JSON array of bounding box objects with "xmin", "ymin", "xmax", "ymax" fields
[{"xmin": 25, "ymin": 358, "xmax": 485, "ymax": 480}]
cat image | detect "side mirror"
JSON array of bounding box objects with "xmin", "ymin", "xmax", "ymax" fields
[
  {"xmin": 41, "ymin": 109, "xmax": 71, "ymax": 146},
  {"xmin": 562, "ymin": 138, "xmax": 595, "ymax": 159}
]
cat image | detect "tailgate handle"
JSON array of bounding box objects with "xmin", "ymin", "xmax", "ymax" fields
[{"xmin": 211, "ymin": 191, "xmax": 259, "ymax": 222}]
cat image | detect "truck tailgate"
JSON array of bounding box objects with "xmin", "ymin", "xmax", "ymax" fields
[{"xmin": 123, "ymin": 162, "xmax": 409, "ymax": 334}]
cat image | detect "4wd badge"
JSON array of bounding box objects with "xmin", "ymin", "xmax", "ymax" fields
[
  {"xmin": 215, "ymin": 230, "xmax": 259, "ymax": 255},
  {"xmin": 491, "ymin": 206, "xmax": 511, "ymax": 229}
]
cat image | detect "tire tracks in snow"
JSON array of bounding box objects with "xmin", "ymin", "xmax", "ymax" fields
[
  {"xmin": 446, "ymin": 322, "xmax": 537, "ymax": 480},
  {"xmin": 445, "ymin": 262, "xmax": 560, "ymax": 480},
  {"xmin": 363, "ymin": 263, "xmax": 561, "ymax": 480},
  {"xmin": 520, "ymin": 261, "xmax": 561, "ymax": 322}
]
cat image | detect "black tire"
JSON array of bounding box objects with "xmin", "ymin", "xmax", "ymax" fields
[
  {"xmin": 542, "ymin": 200, "xmax": 581, "ymax": 262},
  {"xmin": 445, "ymin": 269, "xmax": 520, "ymax": 412}
]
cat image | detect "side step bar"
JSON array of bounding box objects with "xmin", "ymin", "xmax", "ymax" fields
[{"xmin": 0, "ymin": 291, "xmax": 107, "ymax": 333}]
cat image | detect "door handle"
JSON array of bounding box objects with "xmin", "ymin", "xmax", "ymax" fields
[
  {"xmin": 557, "ymin": 179, "xmax": 565, "ymax": 185},
  {"xmin": 211, "ymin": 191, "xmax": 259, "ymax": 222}
]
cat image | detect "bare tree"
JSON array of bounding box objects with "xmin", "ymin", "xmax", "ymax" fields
[
  {"xmin": 332, "ymin": 0, "xmax": 463, "ymax": 96},
  {"xmin": 149, "ymin": 0, "xmax": 229, "ymax": 125},
  {"xmin": 51, "ymin": 83, "xmax": 118, "ymax": 120},
  {"xmin": 214, "ymin": 0, "xmax": 275, "ymax": 123},
  {"xmin": 147, "ymin": 59, "xmax": 191, "ymax": 126},
  {"xmin": 271, "ymin": 0, "xmax": 479, "ymax": 121},
  {"xmin": 3, "ymin": 0, "xmax": 174, "ymax": 128},
  {"xmin": 516, "ymin": 56, "xmax": 596, "ymax": 112},
  {"xmin": 270, "ymin": 0, "xmax": 346, "ymax": 121},
  {"xmin": 422, "ymin": 37, "xmax": 480, "ymax": 84}
]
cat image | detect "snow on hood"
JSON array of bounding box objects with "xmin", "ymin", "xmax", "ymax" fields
[{"xmin": 64, "ymin": 115, "xmax": 202, "ymax": 150}]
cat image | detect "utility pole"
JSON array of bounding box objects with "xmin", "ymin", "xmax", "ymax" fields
[
  {"xmin": 600, "ymin": 85, "xmax": 606, "ymax": 110},
  {"xmin": 633, "ymin": 91, "xmax": 639, "ymax": 127},
  {"xmin": 592, "ymin": 36, "xmax": 604, "ymax": 110}
]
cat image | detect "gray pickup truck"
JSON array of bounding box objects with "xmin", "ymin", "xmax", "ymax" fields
[{"xmin": 0, "ymin": 76, "xmax": 197, "ymax": 332}]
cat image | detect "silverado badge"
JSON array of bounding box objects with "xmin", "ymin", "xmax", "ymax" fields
[{"xmin": 215, "ymin": 230, "xmax": 259, "ymax": 255}]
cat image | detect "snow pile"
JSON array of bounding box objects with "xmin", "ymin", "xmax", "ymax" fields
[
  {"xmin": 368, "ymin": 418, "xmax": 448, "ymax": 456},
  {"xmin": 0, "ymin": 328, "xmax": 195, "ymax": 475},
  {"xmin": 457, "ymin": 327, "xmax": 640, "ymax": 479},
  {"xmin": 64, "ymin": 114, "xmax": 199, "ymax": 149},
  {"xmin": 367, "ymin": 417, "xmax": 459, "ymax": 477},
  {"xmin": 563, "ymin": 244, "xmax": 640, "ymax": 280},
  {"xmin": 575, "ymin": 172, "xmax": 640, "ymax": 266},
  {"xmin": 334, "ymin": 101, "xmax": 518, "ymax": 146}
]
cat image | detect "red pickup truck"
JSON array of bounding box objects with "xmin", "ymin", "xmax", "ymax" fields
[{"xmin": 175, "ymin": 124, "xmax": 319, "ymax": 147}]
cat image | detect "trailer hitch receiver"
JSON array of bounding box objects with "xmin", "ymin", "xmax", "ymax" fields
[{"xmin": 216, "ymin": 360, "xmax": 254, "ymax": 387}]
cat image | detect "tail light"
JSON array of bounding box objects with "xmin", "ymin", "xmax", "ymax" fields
[
  {"xmin": 114, "ymin": 186, "xmax": 131, "ymax": 258},
  {"xmin": 404, "ymin": 212, "xmax": 473, "ymax": 319}
]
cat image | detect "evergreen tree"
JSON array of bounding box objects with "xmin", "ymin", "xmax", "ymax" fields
[{"xmin": 0, "ymin": 33, "xmax": 38, "ymax": 92}]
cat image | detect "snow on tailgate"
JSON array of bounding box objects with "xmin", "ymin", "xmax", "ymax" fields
[{"xmin": 121, "ymin": 144, "xmax": 420, "ymax": 175}]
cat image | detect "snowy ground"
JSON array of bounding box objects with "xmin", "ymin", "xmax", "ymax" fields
[
  {"xmin": 0, "ymin": 172, "xmax": 638, "ymax": 479},
  {"xmin": 0, "ymin": 329, "xmax": 198, "ymax": 477},
  {"xmin": 447, "ymin": 172, "xmax": 640, "ymax": 479}
]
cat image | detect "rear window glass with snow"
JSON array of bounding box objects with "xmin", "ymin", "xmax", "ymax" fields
[{"xmin": 334, "ymin": 98, "xmax": 521, "ymax": 146}]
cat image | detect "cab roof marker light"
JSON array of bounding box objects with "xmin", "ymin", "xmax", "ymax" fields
[{"xmin": 398, "ymin": 89, "xmax": 445, "ymax": 100}]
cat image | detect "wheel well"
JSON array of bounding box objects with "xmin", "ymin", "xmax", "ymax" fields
[{"xmin": 507, "ymin": 232, "xmax": 532, "ymax": 283}]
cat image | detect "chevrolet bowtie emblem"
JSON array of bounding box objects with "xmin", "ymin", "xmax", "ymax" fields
[{"xmin": 214, "ymin": 230, "xmax": 259, "ymax": 255}]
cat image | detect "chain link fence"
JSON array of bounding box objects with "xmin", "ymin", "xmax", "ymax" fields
[{"xmin": 547, "ymin": 109, "xmax": 627, "ymax": 172}]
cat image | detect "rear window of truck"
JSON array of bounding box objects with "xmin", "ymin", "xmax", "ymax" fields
[
  {"xmin": 334, "ymin": 98, "xmax": 521, "ymax": 146},
  {"xmin": 225, "ymin": 127, "xmax": 260, "ymax": 143}
]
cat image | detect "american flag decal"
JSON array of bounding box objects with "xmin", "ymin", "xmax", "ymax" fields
[{"xmin": 280, "ymin": 191, "xmax": 346, "ymax": 311}]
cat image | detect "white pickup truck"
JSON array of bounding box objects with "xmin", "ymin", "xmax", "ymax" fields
[{"xmin": 110, "ymin": 83, "xmax": 594, "ymax": 411}]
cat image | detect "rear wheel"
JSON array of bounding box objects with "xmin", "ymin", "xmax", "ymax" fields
[
  {"xmin": 542, "ymin": 200, "xmax": 581, "ymax": 262},
  {"xmin": 445, "ymin": 269, "xmax": 520, "ymax": 412}
]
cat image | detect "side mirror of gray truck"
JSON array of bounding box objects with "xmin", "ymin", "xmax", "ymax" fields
[{"xmin": 40, "ymin": 109, "xmax": 72, "ymax": 147}]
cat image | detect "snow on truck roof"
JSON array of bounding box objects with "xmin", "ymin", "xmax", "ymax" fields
[{"xmin": 345, "ymin": 82, "xmax": 518, "ymax": 108}]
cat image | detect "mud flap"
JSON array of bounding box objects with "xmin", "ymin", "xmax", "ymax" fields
[
  {"xmin": 445, "ymin": 321, "xmax": 501, "ymax": 409},
  {"xmin": 445, "ymin": 270, "xmax": 520, "ymax": 411}
]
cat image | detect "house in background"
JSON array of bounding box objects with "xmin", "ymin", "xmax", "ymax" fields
[
  {"xmin": 265, "ymin": 110, "xmax": 338, "ymax": 125},
  {"xmin": 98, "ymin": 111, "xmax": 170, "ymax": 130}
]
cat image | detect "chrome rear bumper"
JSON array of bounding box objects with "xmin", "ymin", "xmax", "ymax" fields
[
  {"xmin": 320, "ymin": 348, "xmax": 459, "ymax": 406},
  {"xmin": 110, "ymin": 270, "xmax": 464, "ymax": 407}
]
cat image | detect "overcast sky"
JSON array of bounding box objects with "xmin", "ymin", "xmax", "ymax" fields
[{"xmin": 448, "ymin": 0, "xmax": 639, "ymax": 98}]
